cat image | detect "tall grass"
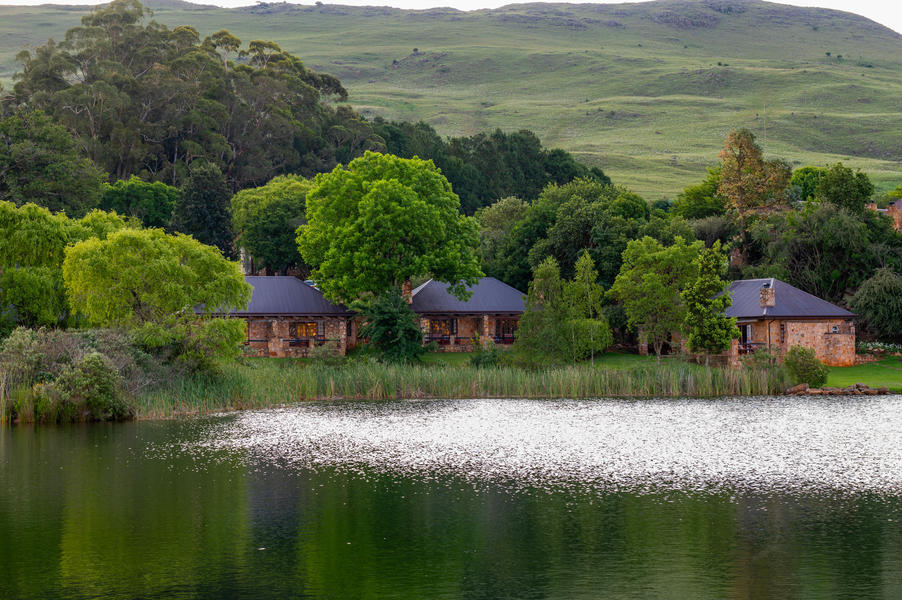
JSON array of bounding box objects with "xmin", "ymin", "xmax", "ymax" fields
[{"xmin": 136, "ymin": 359, "xmax": 790, "ymax": 419}]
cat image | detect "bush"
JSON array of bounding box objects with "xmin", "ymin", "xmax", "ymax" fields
[
  {"xmin": 783, "ymin": 345, "xmax": 828, "ymax": 387},
  {"xmin": 41, "ymin": 352, "xmax": 132, "ymax": 421},
  {"xmin": 1, "ymin": 326, "xmax": 162, "ymax": 422},
  {"xmin": 469, "ymin": 339, "xmax": 504, "ymax": 368},
  {"xmin": 356, "ymin": 288, "xmax": 425, "ymax": 363}
]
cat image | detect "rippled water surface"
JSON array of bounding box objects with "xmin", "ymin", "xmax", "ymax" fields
[{"xmin": 3, "ymin": 397, "xmax": 902, "ymax": 599}]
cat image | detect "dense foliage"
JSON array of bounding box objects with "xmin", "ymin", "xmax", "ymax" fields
[
  {"xmin": 0, "ymin": 201, "xmax": 135, "ymax": 335},
  {"xmin": 680, "ymin": 241, "xmax": 739, "ymax": 364},
  {"xmin": 373, "ymin": 120, "xmax": 609, "ymax": 214},
  {"xmin": 11, "ymin": 0, "xmax": 382, "ymax": 190},
  {"xmin": 231, "ymin": 174, "xmax": 312, "ymax": 274},
  {"xmin": 481, "ymin": 177, "xmax": 688, "ymax": 292},
  {"xmin": 62, "ymin": 228, "xmax": 250, "ymax": 327},
  {"xmin": 783, "ymin": 345, "xmax": 829, "ymax": 388},
  {"xmin": 355, "ymin": 288, "xmax": 425, "ymax": 363},
  {"xmin": 297, "ymin": 152, "xmax": 482, "ymax": 304},
  {"xmin": 850, "ymin": 268, "xmax": 902, "ymax": 342},
  {"xmin": 513, "ymin": 254, "xmax": 612, "ymax": 365},
  {"xmin": 608, "ymin": 236, "xmax": 701, "ymax": 363},
  {"xmin": 170, "ymin": 161, "xmax": 234, "ymax": 256},
  {"xmin": 100, "ymin": 176, "xmax": 179, "ymax": 228},
  {"xmin": 0, "ymin": 110, "xmax": 106, "ymax": 216}
]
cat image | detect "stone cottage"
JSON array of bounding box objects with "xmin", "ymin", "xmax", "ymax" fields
[
  {"xmin": 724, "ymin": 278, "xmax": 856, "ymax": 366},
  {"xmin": 222, "ymin": 276, "xmax": 355, "ymax": 357},
  {"xmin": 410, "ymin": 277, "xmax": 526, "ymax": 352}
]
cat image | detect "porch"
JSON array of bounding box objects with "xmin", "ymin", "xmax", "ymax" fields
[{"xmin": 419, "ymin": 314, "xmax": 520, "ymax": 352}]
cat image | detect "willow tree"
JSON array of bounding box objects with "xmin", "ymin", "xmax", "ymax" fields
[
  {"xmin": 296, "ymin": 152, "xmax": 482, "ymax": 304},
  {"xmin": 717, "ymin": 128, "xmax": 791, "ymax": 258}
]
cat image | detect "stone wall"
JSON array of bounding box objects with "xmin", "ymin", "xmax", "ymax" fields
[
  {"xmin": 732, "ymin": 318, "xmax": 856, "ymax": 367},
  {"xmin": 243, "ymin": 317, "xmax": 349, "ymax": 358}
]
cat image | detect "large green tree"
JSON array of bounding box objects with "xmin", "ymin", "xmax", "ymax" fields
[
  {"xmin": 815, "ymin": 162, "xmax": 875, "ymax": 214},
  {"xmin": 564, "ymin": 251, "xmax": 612, "ymax": 365},
  {"xmin": 372, "ymin": 119, "xmax": 609, "ymax": 214},
  {"xmin": 513, "ymin": 254, "xmax": 612, "ymax": 364},
  {"xmin": 171, "ymin": 162, "xmax": 234, "ymax": 257},
  {"xmin": 0, "ymin": 110, "xmax": 106, "ymax": 216},
  {"xmin": 608, "ymin": 236, "xmax": 701, "ymax": 363},
  {"xmin": 717, "ymin": 128, "xmax": 791, "ymax": 257},
  {"xmin": 850, "ymin": 268, "xmax": 902, "ymax": 342},
  {"xmin": 680, "ymin": 241, "xmax": 739, "ymax": 366},
  {"xmin": 62, "ymin": 228, "xmax": 250, "ymax": 327},
  {"xmin": 0, "ymin": 201, "xmax": 134, "ymax": 333},
  {"xmin": 12, "ymin": 0, "xmax": 382, "ymax": 190},
  {"xmin": 672, "ymin": 167, "xmax": 726, "ymax": 219},
  {"xmin": 296, "ymin": 152, "xmax": 482, "ymax": 304},
  {"xmin": 100, "ymin": 176, "xmax": 180, "ymax": 228},
  {"xmin": 231, "ymin": 174, "xmax": 312, "ymax": 274}
]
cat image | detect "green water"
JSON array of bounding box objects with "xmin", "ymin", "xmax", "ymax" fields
[{"xmin": 2, "ymin": 405, "xmax": 902, "ymax": 600}]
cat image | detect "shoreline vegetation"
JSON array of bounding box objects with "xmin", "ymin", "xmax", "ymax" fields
[{"xmin": 136, "ymin": 356, "xmax": 788, "ymax": 420}]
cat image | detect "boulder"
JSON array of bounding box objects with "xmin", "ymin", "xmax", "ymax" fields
[{"xmin": 786, "ymin": 383, "xmax": 809, "ymax": 394}]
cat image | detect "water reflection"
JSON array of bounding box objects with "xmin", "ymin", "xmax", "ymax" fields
[
  {"xmin": 1, "ymin": 398, "xmax": 901, "ymax": 600},
  {"xmin": 199, "ymin": 397, "xmax": 902, "ymax": 496}
]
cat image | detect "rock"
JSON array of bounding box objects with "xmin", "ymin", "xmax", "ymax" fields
[
  {"xmin": 808, "ymin": 389, "xmax": 823, "ymax": 395},
  {"xmin": 877, "ymin": 387, "xmax": 890, "ymax": 394},
  {"xmin": 786, "ymin": 383, "xmax": 809, "ymax": 394},
  {"xmin": 864, "ymin": 389, "xmax": 879, "ymax": 395}
]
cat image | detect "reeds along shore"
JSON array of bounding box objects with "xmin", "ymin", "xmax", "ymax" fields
[{"xmin": 134, "ymin": 360, "xmax": 790, "ymax": 419}]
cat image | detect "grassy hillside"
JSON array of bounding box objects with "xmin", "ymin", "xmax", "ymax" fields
[{"xmin": 1, "ymin": 0, "xmax": 901, "ymax": 198}]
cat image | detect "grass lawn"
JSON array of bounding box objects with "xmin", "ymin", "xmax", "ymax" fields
[{"xmin": 827, "ymin": 357, "xmax": 902, "ymax": 392}]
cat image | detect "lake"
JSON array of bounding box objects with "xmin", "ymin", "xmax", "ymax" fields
[{"xmin": 2, "ymin": 397, "xmax": 902, "ymax": 599}]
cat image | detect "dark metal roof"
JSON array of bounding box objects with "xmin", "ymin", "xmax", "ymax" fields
[
  {"xmin": 725, "ymin": 278, "xmax": 854, "ymax": 320},
  {"xmin": 410, "ymin": 277, "xmax": 525, "ymax": 315},
  {"xmin": 228, "ymin": 276, "xmax": 351, "ymax": 316}
]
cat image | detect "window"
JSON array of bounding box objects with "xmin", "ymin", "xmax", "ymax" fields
[
  {"xmin": 429, "ymin": 318, "xmax": 457, "ymax": 337},
  {"xmin": 831, "ymin": 325, "xmax": 839, "ymax": 334},
  {"xmin": 290, "ymin": 321, "xmax": 324, "ymax": 338},
  {"xmin": 780, "ymin": 323, "xmax": 785, "ymax": 344},
  {"xmin": 495, "ymin": 318, "xmax": 519, "ymax": 340}
]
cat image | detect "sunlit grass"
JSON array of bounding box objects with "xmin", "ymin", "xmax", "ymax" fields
[{"xmin": 827, "ymin": 357, "xmax": 902, "ymax": 392}]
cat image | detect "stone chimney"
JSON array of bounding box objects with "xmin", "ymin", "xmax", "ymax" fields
[
  {"xmin": 401, "ymin": 279, "xmax": 413, "ymax": 304},
  {"xmin": 760, "ymin": 282, "xmax": 776, "ymax": 308}
]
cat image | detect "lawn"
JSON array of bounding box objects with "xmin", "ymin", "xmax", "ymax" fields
[{"xmin": 827, "ymin": 357, "xmax": 902, "ymax": 392}]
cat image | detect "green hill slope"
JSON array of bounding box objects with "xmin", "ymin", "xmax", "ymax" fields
[{"xmin": 1, "ymin": 0, "xmax": 901, "ymax": 198}]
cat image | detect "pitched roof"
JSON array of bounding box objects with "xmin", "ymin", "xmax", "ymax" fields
[
  {"xmin": 725, "ymin": 278, "xmax": 854, "ymax": 320},
  {"xmin": 227, "ymin": 276, "xmax": 351, "ymax": 317},
  {"xmin": 410, "ymin": 277, "xmax": 525, "ymax": 314}
]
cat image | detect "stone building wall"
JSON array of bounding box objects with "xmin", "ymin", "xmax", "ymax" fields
[
  {"xmin": 243, "ymin": 317, "xmax": 349, "ymax": 358},
  {"xmin": 731, "ymin": 318, "xmax": 855, "ymax": 367}
]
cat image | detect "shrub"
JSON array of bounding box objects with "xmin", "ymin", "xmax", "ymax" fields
[
  {"xmin": 469, "ymin": 339, "xmax": 504, "ymax": 368},
  {"xmin": 783, "ymin": 345, "xmax": 828, "ymax": 388},
  {"xmin": 356, "ymin": 288, "xmax": 425, "ymax": 363},
  {"xmin": 41, "ymin": 352, "xmax": 132, "ymax": 421}
]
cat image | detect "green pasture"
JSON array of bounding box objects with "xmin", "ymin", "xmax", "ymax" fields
[{"xmin": 1, "ymin": 0, "xmax": 901, "ymax": 199}]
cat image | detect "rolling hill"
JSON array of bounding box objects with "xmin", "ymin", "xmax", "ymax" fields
[{"xmin": 1, "ymin": 0, "xmax": 901, "ymax": 198}]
